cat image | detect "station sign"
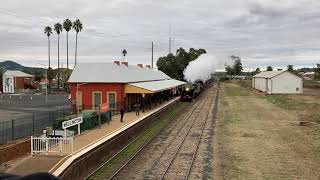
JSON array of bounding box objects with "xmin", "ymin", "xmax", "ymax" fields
[{"xmin": 62, "ymin": 116, "xmax": 83, "ymax": 129}]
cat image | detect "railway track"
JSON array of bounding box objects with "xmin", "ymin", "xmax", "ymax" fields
[
  {"xmin": 159, "ymin": 88, "xmax": 215, "ymax": 180},
  {"xmin": 87, "ymin": 85, "xmax": 217, "ymax": 180}
]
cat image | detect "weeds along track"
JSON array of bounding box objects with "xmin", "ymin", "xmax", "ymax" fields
[{"xmin": 108, "ymin": 85, "xmax": 217, "ymax": 180}]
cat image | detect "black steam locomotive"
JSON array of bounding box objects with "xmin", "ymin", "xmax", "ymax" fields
[
  {"xmin": 180, "ymin": 78, "xmax": 214, "ymax": 101},
  {"xmin": 180, "ymin": 80, "xmax": 204, "ymax": 101}
]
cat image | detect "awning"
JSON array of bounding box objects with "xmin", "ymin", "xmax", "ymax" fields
[{"xmin": 124, "ymin": 79, "xmax": 186, "ymax": 94}]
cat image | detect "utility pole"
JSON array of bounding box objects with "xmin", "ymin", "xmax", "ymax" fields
[
  {"xmin": 39, "ymin": 64, "xmax": 48, "ymax": 102},
  {"xmin": 169, "ymin": 37, "xmax": 171, "ymax": 54},
  {"xmin": 151, "ymin": 42, "xmax": 154, "ymax": 69},
  {"xmin": 169, "ymin": 24, "xmax": 172, "ymax": 54}
]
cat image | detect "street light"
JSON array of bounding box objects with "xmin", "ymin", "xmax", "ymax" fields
[{"xmin": 39, "ymin": 64, "xmax": 48, "ymax": 102}]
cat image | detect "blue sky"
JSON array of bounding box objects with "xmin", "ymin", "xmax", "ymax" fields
[{"xmin": 0, "ymin": 0, "xmax": 320, "ymax": 69}]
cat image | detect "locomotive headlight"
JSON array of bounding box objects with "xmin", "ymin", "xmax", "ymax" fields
[{"xmin": 186, "ymin": 87, "xmax": 190, "ymax": 91}]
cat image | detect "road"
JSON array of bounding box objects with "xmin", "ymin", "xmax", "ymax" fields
[{"xmin": 0, "ymin": 93, "xmax": 69, "ymax": 121}]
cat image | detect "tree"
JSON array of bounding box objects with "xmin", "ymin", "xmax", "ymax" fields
[
  {"xmin": 54, "ymin": 23, "xmax": 63, "ymax": 89},
  {"xmin": 225, "ymin": 66, "xmax": 234, "ymax": 75},
  {"xmin": 231, "ymin": 55, "xmax": 243, "ymax": 75},
  {"xmin": 315, "ymin": 64, "xmax": 320, "ymax": 80},
  {"xmin": 225, "ymin": 55, "xmax": 243, "ymax": 75},
  {"xmin": 266, "ymin": 66, "xmax": 273, "ymax": 71},
  {"xmin": 157, "ymin": 47, "xmax": 206, "ymax": 80},
  {"xmin": 255, "ymin": 68, "xmax": 261, "ymax": 74},
  {"xmin": 44, "ymin": 26, "xmax": 52, "ymax": 68},
  {"xmin": 122, "ymin": 49, "xmax": 127, "ymax": 61},
  {"xmin": 34, "ymin": 72, "xmax": 44, "ymax": 82},
  {"xmin": 47, "ymin": 67, "xmax": 54, "ymax": 91},
  {"xmin": 287, "ymin": 65, "xmax": 294, "ymax": 72},
  {"xmin": 63, "ymin": 19, "xmax": 72, "ymax": 70},
  {"xmin": 0, "ymin": 67, "xmax": 5, "ymax": 85},
  {"xmin": 73, "ymin": 19, "xmax": 83, "ymax": 66}
]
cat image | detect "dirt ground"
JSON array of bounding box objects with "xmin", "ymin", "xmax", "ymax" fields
[
  {"xmin": 214, "ymin": 82, "xmax": 320, "ymax": 180},
  {"xmin": 303, "ymin": 88, "xmax": 320, "ymax": 96}
]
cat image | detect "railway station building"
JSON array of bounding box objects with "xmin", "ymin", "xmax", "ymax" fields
[{"xmin": 68, "ymin": 61, "xmax": 185, "ymax": 112}]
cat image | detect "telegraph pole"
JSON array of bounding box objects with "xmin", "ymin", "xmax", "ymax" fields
[
  {"xmin": 169, "ymin": 24, "xmax": 172, "ymax": 54},
  {"xmin": 151, "ymin": 42, "xmax": 154, "ymax": 69},
  {"xmin": 169, "ymin": 37, "xmax": 171, "ymax": 54}
]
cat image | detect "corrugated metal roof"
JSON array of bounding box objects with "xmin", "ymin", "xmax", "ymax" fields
[
  {"xmin": 4, "ymin": 70, "xmax": 34, "ymax": 77},
  {"xmin": 128, "ymin": 79, "xmax": 186, "ymax": 92},
  {"xmin": 253, "ymin": 70, "xmax": 286, "ymax": 78},
  {"xmin": 68, "ymin": 63, "xmax": 171, "ymax": 83}
]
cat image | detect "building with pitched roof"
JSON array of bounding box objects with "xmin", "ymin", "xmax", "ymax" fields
[
  {"xmin": 252, "ymin": 70, "xmax": 303, "ymax": 94},
  {"xmin": 68, "ymin": 61, "xmax": 185, "ymax": 111},
  {"xmin": 2, "ymin": 70, "xmax": 35, "ymax": 94}
]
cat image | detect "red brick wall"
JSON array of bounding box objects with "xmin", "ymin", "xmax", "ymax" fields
[
  {"xmin": 14, "ymin": 77, "xmax": 34, "ymax": 89},
  {"xmin": 70, "ymin": 83, "xmax": 124, "ymax": 106}
]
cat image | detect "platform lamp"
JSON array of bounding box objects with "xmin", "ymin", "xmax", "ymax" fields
[{"xmin": 39, "ymin": 64, "xmax": 48, "ymax": 102}]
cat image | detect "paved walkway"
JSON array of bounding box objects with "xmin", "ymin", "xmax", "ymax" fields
[{"xmin": 5, "ymin": 98, "xmax": 178, "ymax": 176}]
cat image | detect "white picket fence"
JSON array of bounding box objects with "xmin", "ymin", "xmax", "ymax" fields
[{"xmin": 31, "ymin": 136, "xmax": 73, "ymax": 156}]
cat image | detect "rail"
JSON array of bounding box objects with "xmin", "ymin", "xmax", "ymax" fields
[
  {"xmin": 185, "ymin": 88, "xmax": 219, "ymax": 180},
  {"xmin": 160, "ymin": 97, "xmax": 208, "ymax": 180},
  {"xmin": 85, "ymin": 99, "xmax": 201, "ymax": 180}
]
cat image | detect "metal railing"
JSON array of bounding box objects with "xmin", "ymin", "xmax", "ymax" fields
[
  {"xmin": 31, "ymin": 136, "xmax": 73, "ymax": 156},
  {"xmin": 0, "ymin": 107, "xmax": 72, "ymax": 144}
]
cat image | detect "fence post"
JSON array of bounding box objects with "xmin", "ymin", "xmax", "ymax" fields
[
  {"xmin": 32, "ymin": 114, "xmax": 35, "ymax": 135},
  {"xmin": 45, "ymin": 138, "xmax": 48, "ymax": 155},
  {"xmin": 11, "ymin": 119, "xmax": 14, "ymax": 140},
  {"xmin": 31, "ymin": 136, "xmax": 33, "ymax": 156},
  {"xmin": 98, "ymin": 106, "xmax": 101, "ymax": 128},
  {"xmin": 48, "ymin": 112, "xmax": 51, "ymax": 123},
  {"xmin": 59, "ymin": 139, "xmax": 62, "ymax": 156},
  {"xmin": 71, "ymin": 137, "xmax": 74, "ymax": 155}
]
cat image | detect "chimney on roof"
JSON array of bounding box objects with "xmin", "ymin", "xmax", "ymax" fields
[
  {"xmin": 121, "ymin": 61, "xmax": 128, "ymax": 66},
  {"xmin": 114, "ymin": 60, "xmax": 120, "ymax": 65},
  {"xmin": 145, "ymin": 65, "xmax": 151, "ymax": 69},
  {"xmin": 137, "ymin": 64, "xmax": 143, "ymax": 68}
]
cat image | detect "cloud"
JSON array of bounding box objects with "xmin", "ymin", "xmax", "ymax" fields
[{"xmin": 0, "ymin": 0, "xmax": 319, "ymax": 68}]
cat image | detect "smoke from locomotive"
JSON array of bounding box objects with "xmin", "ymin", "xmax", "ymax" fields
[{"xmin": 183, "ymin": 54, "xmax": 217, "ymax": 83}]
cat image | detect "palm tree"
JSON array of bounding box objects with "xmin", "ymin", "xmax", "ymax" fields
[
  {"xmin": 122, "ymin": 49, "xmax": 127, "ymax": 61},
  {"xmin": 73, "ymin": 19, "xmax": 83, "ymax": 66},
  {"xmin": 44, "ymin": 26, "xmax": 52, "ymax": 68},
  {"xmin": 54, "ymin": 23, "xmax": 63, "ymax": 89},
  {"xmin": 63, "ymin": 19, "xmax": 72, "ymax": 70}
]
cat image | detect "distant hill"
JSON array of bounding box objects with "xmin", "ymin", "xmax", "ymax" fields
[{"xmin": 0, "ymin": 61, "xmax": 45, "ymax": 75}]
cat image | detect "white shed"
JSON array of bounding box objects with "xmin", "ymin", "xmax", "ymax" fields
[{"xmin": 252, "ymin": 71, "xmax": 303, "ymax": 94}]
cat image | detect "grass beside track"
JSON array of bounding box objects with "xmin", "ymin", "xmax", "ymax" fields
[
  {"xmin": 260, "ymin": 93, "xmax": 320, "ymax": 124},
  {"xmin": 215, "ymin": 82, "xmax": 320, "ymax": 179},
  {"xmin": 88, "ymin": 102, "xmax": 188, "ymax": 180},
  {"xmin": 224, "ymin": 83, "xmax": 249, "ymax": 96}
]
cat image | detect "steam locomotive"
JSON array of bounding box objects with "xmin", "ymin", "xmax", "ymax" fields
[
  {"xmin": 180, "ymin": 78, "xmax": 214, "ymax": 101},
  {"xmin": 180, "ymin": 80, "xmax": 204, "ymax": 101}
]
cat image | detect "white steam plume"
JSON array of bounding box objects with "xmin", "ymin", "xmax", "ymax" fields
[{"xmin": 183, "ymin": 54, "xmax": 217, "ymax": 83}]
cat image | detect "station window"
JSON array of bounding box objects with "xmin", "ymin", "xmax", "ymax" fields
[
  {"xmin": 92, "ymin": 92, "xmax": 102, "ymax": 109},
  {"xmin": 108, "ymin": 92, "xmax": 116, "ymax": 110}
]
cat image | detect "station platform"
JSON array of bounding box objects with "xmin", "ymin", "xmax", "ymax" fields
[{"xmin": 5, "ymin": 97, "xmax": 179, "ymax": 176}]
